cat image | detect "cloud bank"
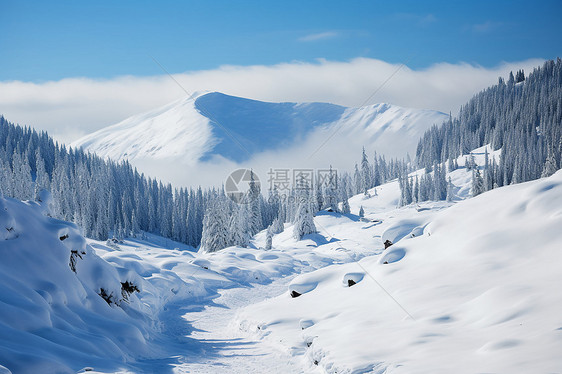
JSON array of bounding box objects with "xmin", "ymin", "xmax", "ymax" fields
[{"xmin": 0, "ymin": 57, "xmax": 544, "ymax": 144}]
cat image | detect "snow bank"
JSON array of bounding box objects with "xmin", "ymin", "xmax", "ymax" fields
[{"xmin": 0, "ymin": 197, "xmax": 158, "ymax": 373}]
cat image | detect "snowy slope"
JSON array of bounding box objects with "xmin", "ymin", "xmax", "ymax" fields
[
  {"xmin": 72, "ymin": 92, "xmax": 447, "ymax": 164},
  {"xmin": 237, "ymin": 172, "xmax": 562, "ymax": 373},
  {"xmin": 0, "ymin": 193, "xmax": 376, "ymax": 373},
  {"xmin": 0, "ymin": 195, "xmax": 157, "ymax": 373}
]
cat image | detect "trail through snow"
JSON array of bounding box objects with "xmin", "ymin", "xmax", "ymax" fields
[{"xmin": 172, "ymin": 276, "xmax": 306, "ymax": 373}]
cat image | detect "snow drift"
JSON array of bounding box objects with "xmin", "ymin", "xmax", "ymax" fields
[{"xmin": 0, "ymin": 195, "xmax": 154, "ymax": 373}]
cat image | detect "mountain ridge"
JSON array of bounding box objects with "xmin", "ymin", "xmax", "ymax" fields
[{"xmin": 72, "ymin": 92, "xmax": 448, "ymax": 164}]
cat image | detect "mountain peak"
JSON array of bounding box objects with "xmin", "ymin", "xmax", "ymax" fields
[{"xmin": 72, "ymin": 93, "xmax": 448, "ymax": 165}]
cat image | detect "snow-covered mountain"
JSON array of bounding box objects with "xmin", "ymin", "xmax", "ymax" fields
[{"xmin": 72, "ymin": 92, "xmax": 448, "ymax": 164}]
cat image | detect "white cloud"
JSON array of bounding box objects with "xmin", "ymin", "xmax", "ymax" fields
[
  {"xmin": 0, "ymin": 57, "xmax": 544, "ymax": 145},
  {"xmin": 298, "ymin": 31, "xmax": 340, "ymax": 42}
]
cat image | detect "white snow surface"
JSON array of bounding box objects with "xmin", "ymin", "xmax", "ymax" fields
[
  {"xmin": 72, "ymin": 95, "xmax": 217, "ymax": 164},
  {"xmin": 2, "ymin": 151, "xmax": 562, "ymax": 373}
]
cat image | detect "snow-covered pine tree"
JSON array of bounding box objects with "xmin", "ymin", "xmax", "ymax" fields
[
  {"xmin": 446, "ymin": 177, "xmax": 454, "ymax": 202},
  {"xmin": 472, "ymin": 168, "xmax": 485, "ymax": 197},
  {"xmin": 341, "ymin": 190, "xmax": 351, "ymax": 214},
  {"xmin": 314, "ymin": 182, "xmax": 324, "ymax": 212},
  {"xmin": 34, "ymin": 149, "xmax": 50, "ymax": 200},
  {"xmin": 229, "ymin": 204, "xmax": 250, "ymax": 247},
  {"xmin": 433, "ymin": 162, "xmax": 447, "ymax": 200},
  {"xmin": 199, "ymin": 196, "xmax": 230, "ymax": 253},
  {"xmin": 131, "ymin": 210, "xmax": 140, "ymax": 238},
  {"xmin": 270, "ymin": 216, "xmax": 284, "ymax": 234},
  {"xmin": 265, "ymin": 227, "xmax": 273, "ymax": 250},
  {"xmin": 481, "ymin": 150, "xmax": 489, "ymax": 191},
  {"xmin": 361, "ymin": 147, "xmax": 371, "ymax": 196},
  {"xmin": 447, "ymin": 158, "xmax": 454, "ymax": 173},
  {"xmin": 248, "ymin": 171, "xmax": 262, "ymax": 235},
  {"xmin": 293, "ymin": 200, "xmax": 316, "ymax": 240},
  {"xmin": 11, "ymin": 150, "xmax": 33, "ymax": 201},
  {"xmin": 413, "ymin": 175, "xmax": 419, "ymax": 203},
  {"xmin": 359, "ymin": 205, "xmax": 365, "ymax": 217},
  {"xmin": 323, "ymin": 166, "xmax": 338, "ymax": 211},
  {"xmin": 542, "ymin": 147, "xmax": 558, "ymax": 178},
  {"xmin": 353, "ymin": 164, "xmax": 361, "ymax": 195},
  {"xmin": 372, "ymin": 151, "xmax": 382, "ymax": 187}
]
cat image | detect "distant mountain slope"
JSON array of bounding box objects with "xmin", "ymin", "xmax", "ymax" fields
[{"xmin": 72, "ymin": 92, "xmax": 447, "ymax": 164}]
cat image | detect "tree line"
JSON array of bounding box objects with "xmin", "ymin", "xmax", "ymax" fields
[{"xmin": 399, "ymin": 58, "xmax": 561, "ymax": 203}]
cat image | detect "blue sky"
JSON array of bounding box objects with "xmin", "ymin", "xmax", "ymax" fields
[{"xmin": 1, "ymin": 0, "xmax": 561, "ymax": 81}]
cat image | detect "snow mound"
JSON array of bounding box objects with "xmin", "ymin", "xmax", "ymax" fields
[
  {"xmin": 379, "ymin": 247, "xmax": 406, "ymax": 264},
  {"xmin": 289, "ymin": 281, "xmax": 318, "ymax": 297},
  {"xmin": 342, "ymin": 272, "xmax": 364, "ymax": 287},
  {"xmin": 0, "ymin": 197, "xmax": 156, "ymax": 373}
]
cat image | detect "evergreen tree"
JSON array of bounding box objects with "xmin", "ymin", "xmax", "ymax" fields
[
  {"xmin": 361, "ymin": 147, "xmax": 371, "ymax": 195},
  {"xmin": 353, "ymin": 164, "xmax": 361, "ymax": 195},
  {"xmin": 341, "ymin": 191, "xmax": 351, "ymax": 214},
  {"xmin": 472, "ymin": 169, "xmax": 485, "ymax": 197},
  {"xmin": 34, "ymin": 149, "xmax": 50, "ymax": 200},
  {"xmin": 265, "ymin": 227, "xmax": 273, "ymax": 250},
  {"xmin": 248, "ymin": 171, "xmax": 262, "ymax": 235},
  {"xmin": 229, "ymin": 204, "xmax": 250, "ymax": 247},
  {"xmin": 542, "ymin": 148, "xmax": 558, "ymax": 177},
  {"xmin": 446, "ymin": 177, "xmax": 454, "ymax": 202},
  {"xmin": 131, "ymin": 210, "xmax": 140, "ymax": 238},
  {"xmin": 413, "ymin": 176, "xmax": 419, "ymax": 203},
  {"xmin": 293, "ymin": 201, "xmax": 316, "ymax": 240},
  {"xmin": 323, "ymin": 165, "xmax": 338, "ymax": 210},
  {"xmin": 11, "ymin": 151, "xmax": 33, "ymax": 200},
  {"xmin": 200, "ymin": 197, "xmax": 230, "ymax": 253},
  {"xmin": 315, "ymin": 182, "xmax": 324, "ymax": 212},
  {"xmin": 515, "ymin": 69, "xmax": 525, "ymax": 83}
]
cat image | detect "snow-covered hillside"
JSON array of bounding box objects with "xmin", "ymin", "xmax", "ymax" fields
[
  {"xmin": 0, "ymin": 195, "xmax": 158, "ymax": 373},
  {"xmin": 72, "ymin": 92, "xmax": 447, "ymax": 170},
  {"xmin": 0, "ymin": 193, "xmax": 379, "ymax": 373},
  {"xmin": 238, "ymin": 173, "xmax": 562, "ymax": 373},
  {"xmin": 2, "ymin": 149, "xmax": 561, "ymax": 373}
]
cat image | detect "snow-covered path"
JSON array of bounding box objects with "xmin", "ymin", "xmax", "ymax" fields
[{"xmin": 171, "ymin": 276, "xmax": 306, "ymax": 373}]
